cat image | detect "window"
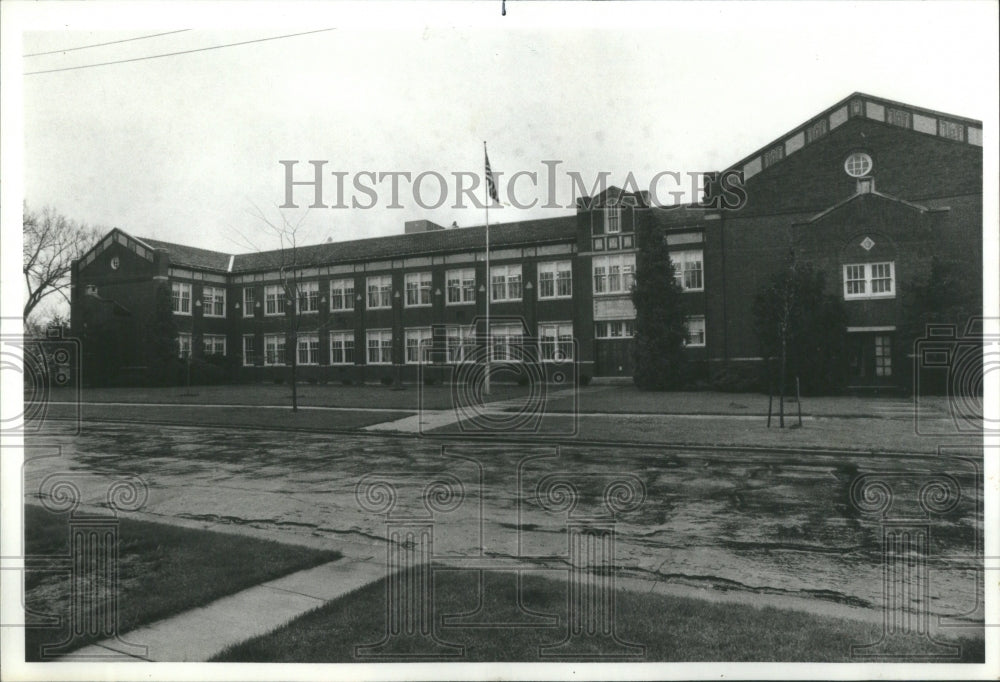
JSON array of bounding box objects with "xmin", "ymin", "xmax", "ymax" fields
[
  {"xmin": 243, "ymin": 287, "xmax": 256, "ymax": 317},
  {"xmin": 671, "ymin": 250, "xmax": 703, "ymax": 292},
  {"xmin": 539, "ymin": 323, "xmax": 574, "ymax": 361},
  {"xmin": 592, "ymin": 237, "xmax": 605, "ymax": 251},
  {"xmin": 843, "ymin": 262, "xmax": 895, "ymax": 300},
  {"xmin": 367, "ymin": 330, "xmax": 392, "ymax": 365},
  {"xmin": 330, "ymin": 332, "xmax": 355, "ymax": 365},
  {"xmin": 593, "ymin": 254, "xmax": 635, "ymax": 294},
  {"xmin": 595, "ymin": 320, "xmax": 635, "ymax": 339},
  {"xmin": 939, "ymin": 120, "xmax": 964, "ymax": 141},
  {"xmin": 844, "ymin": 152, "xmax": 873, "ymax": 178},
  {"xmin": 367, "ymin": 275, "xmax": 392, "ymax": 309},
  {"xmin": 264, "ymin": 335, "xmax": 286, "ymax": 365},
  {"xmin": 445, "ymin": 325, "xmax": 475, "ymax": 363},
  {"xmin": 242, "ymin": 334, "xmax": 256, "ymax": 366},
  {"xmin": 491, "ymin": 323, "xmax": 523, "ymax": 362},
  {"xmin": 297, "ymin": 334, "xmax": 320, "ymax": 365},
  {"xmin": 297, "ymin": 281, "xmax": 320, "ymax": 314},
  {"xmin": 446, "ymin": 268, "xmax": 476, "ymax": 305},
  {"xmin": 491, "ymin": 264, "xmax": 522, "ymax": 302},
  {"xmin": 685, "ymin": 316, "xmax": 706, "ymax": 347},
  {"xmin": 178, "ymin": 332, "xmax": 191, "ymax": 358},
  {"xmin": 538, "ymin": 261, "xmax": 572, "ymax": 299},
  {"xmin": 264, "ymin": 285, "xmax": 286, "ymax": 316},
  {"xmin": 604, "ymin": 207, "xmax": 621, "ymax": 234},
  {"xmin": 405, "ymin": 272, "xmax": 432, "ymax": 307},
  {"xmin": 203, "ymin": 334, "xmax": 226, "ymax": 356},
  {"xmin": 202, "ymin": 286, "xmax": 226, "ymax": 317},
  {"xmin": 622, "ymin": 234, "xmax": 634, "ymax": 249},
  {"xmin": 405, "ymin": 328, "xmax": 433, "ymax": 364},
  {"xmin": 330, "ymin": 278, "xmax": 355, "ymax": 311},
  {"xmin": 171, "ymin": 282, "xmax": 191, "ymax": 315},
  {"xmin": 875, "ymin": 335, "xmax": 892, "ymax": 377},
  {"xmin": 887, "ymin": 108, "xmax": 911, "ymax": 128}
]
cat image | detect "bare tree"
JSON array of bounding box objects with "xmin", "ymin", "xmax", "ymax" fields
[{"xmin": 23, "ymin": 204, "xmax": 101, "ymax": 323}]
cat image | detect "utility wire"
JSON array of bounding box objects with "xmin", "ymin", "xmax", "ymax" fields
[
  {"xmin": 25, "ymin": 28, "xmax": 334, "ymax": 76},
  {"xmin": 24, "ymin": 30, "xmax": 192, "ymax": 58}
]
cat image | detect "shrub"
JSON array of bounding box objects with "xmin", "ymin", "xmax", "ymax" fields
[
  {"xmin": 580, "ymin": 374, "xmax": 592, "ymax": 387},
  {"xmin": 710, "ymin": 364, "xmax": 765, "ymax": 393},
  {"xmin": 424, "ymin": 375, "xmax": 438, "ymax": 386},
  {"xmin": 517, "ymin": 375, "xmax": 530, "ymax": 387},
  {"xmin": 341, "ymin": 378, "xmax": 353, "ymax": 386},
  {"xmin": 380, "ymin": 375, "xmax": 394, "ymax": 386}
]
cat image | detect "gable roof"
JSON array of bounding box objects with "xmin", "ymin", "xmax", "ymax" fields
[
  {"xmin": 797, "ymin": 189, "xmax": 947, "ymax": 226},
  {"xmin": 138, "ymin": 238, "xmax": 233, "ymax": 272}
]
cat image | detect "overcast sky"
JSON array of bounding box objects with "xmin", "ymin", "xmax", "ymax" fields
[{"xmin": 17, "ymin": 1, "xmax": 1000, "ymax": 257}]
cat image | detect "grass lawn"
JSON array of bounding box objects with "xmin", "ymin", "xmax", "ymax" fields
[
  {"xmin": 213, "ymin": 568, "xmax": 984, "ymax": 662},
  {"xmin": 23, "ymin": 504, "xmax": 340, "ymax": 660}
]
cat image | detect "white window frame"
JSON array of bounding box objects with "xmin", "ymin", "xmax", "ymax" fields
[
  {"xmin": 367, "ymin": 275, "xmax": 392, "ymax": 310},
  {"xmin": 366, "ymin": 329, "xmax": 393, "ymax": 365},
  {"xmin": 604, "ymin": 207, "xmax": 622, "ymax": 234},
  {"xmin": 203, "ymin": 334, "xmax": 227, "ymax": 356},
  {"xmin": 490, "ymin": 323, "xmax": 524, "ymax": 362},
  {"xmin": 330, "ymin": 278, "xmax": 355, "ymax": 311},
  {"xmin": 672, "ymin": 250, "xmax": 704, "ymax": 292},
  {"xmin": 242, "ymin": 334, "xmax": 256, "ymax": 366},
  {"xmin": 843, "ymin": 262, "xmax": 895, "ymax": 300},
  {"xmin": 490, "ymin": 264, "xmax": 522, "ymax": 302},
  {"xmin": 404, "ymin": 327, "xmax": 433, "ymax": 364},
  {"xmin": 264, "ymin": 285, "xmax": 286, "ymax": 316},
  {"xmin": 243, "ymin": 286, "xmax": 256, "ymax": 317},
  {"xmin": 297, "ymin": 334, "xmax": 320, "ymax": 365},
  {"xmin": 592, "ymin": 254, "xmax": 635, "ymax": 295},
  {"xmin": 446, "ymin": 268, "xmax": 476, "ymax": 305},
  {"xmin": 171, "ymin": 282, "xmax": 191, "ymax": 315},
  {"xmin": 595, "ymin": 320, "xmax": 635, "ymax": 339},
  {"xmin": 538, "ymin": 261, "xmax": 573, "ymax": 300},
  {"xmin": 264, "ymin": 334, "xmax": 286, "ymax": 366},
  {"xmin": 178, "ymin": 332, "xmax": 192, "ymax": 358},
  {"xmin": 445, "ymin": 325, "xmax": 475, "ymax": 363},
  {"xmin": 685, "ymin": 316, "xmax": 706, "ymax": 347},
  {"xmin": 538, "ymin": 322, "xmax": 574, "ymax": 361},
  {"xmin": 202, "ymin": 286, "xmax": 226, "ymax": 317},
  {"xmin": 330, "ymin": 331, "xmax": 355, "ymax": 365},
  {"xmin": 297, "ymin": 281, "xmax": 320, "ymax": 314},
  {"xmin": 404, "ymin": 272, "xmax": 432, "ymax": 308}
]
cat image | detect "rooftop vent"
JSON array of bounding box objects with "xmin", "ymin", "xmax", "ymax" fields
[{"xmin": 404, "ymin": 219, "xmax": 446, "ymax": 234}]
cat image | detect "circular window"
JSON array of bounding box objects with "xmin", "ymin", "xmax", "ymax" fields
[
  {"xmin": 110, "ymin": 256, "xmax": 120, "ymax": 270},
  {"xmin": 844, "ymin": 152, "xmax": 873, "ymax": 178}
]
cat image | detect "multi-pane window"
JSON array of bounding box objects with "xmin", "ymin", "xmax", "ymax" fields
[
  {"xmin": 202, "ymin": 286, "xmax": 226, "ymax": 317},
  {"xmin": 243, "ymin": 287, "xmax": 256, "ymax": 317},
  {"xmin": 491, "ymin": 323, "xmax": 523, "ymax": 362},
  {"xmin": 595, "ymin": 320, "xmax": 635, "ymax": 339},
  {"xmin": 264, "ymin": 285, "xmax": 286, "ymax": 316},
  {"xmin": 203, "ymin": 334, "xmax": 226, "ymax": 356},
  {"xmin": 685, "ymin": 316, "xmax": 706, "ymax": 347},
  {"xmin": 446, "ymin": 268, "xmax": 476, "ymax": 305},
  {"xmin": 330, "ymin": 278, "xmax": 355, "ymax": 311},
  {"xmin": 604, "ymin": 207, "xmax": 621, "ymax": 234},
  {"xmin": 367, "ymin": 275, "xmax": 392, "ymax": 309},
  {"xmin": 264, "ymin": 334, "xmax": 286, "ymax": 365},
  {"xmin": 177, "ymin": 332, "xmax": 192, "ymax": 358},
  {"xmin": 405, "ymin": 272, "xmax": 432, "ymax": 307},
  {"xmin": 491, "ymin": 264, "xmax": 522, "ymax": 302},
  {"xmin": 171, "ymin": 282, "xmax": 191, "ymax": 315},
  {"xmin": 539, "ymin": 323, "xmax": 574, "ymax": 361},
  {"xmin": 242, "ymin": 334, "xmax": 256, "ymax": 366},
  {"xmin": 671, "ymin": 250, "xmax": 704, "ymax": 292},
  {"xmin": 592, "ymin": 254, "xmax": 635, "ymax": 294},
  {"xmin": 538, "ymin": 261, "xmax": 572, "ymax": 299},
  {"xmin": 843, "ymin": 262, "xmax": 895, "ymax": 300},
  {"xmin": 445, "ymin": 325, "xmax": 475, "ymax": 363},
  {"xmin": 330, "ymin": 332, "xmax": 355, "ymax": 365},
  {"xmin": 875, "ymin": 335, "xmax": 892, "ymax": 377},
  {"xmin": 297, "ymin": 281, "xmax": 320, "ymax": 314},
  {"xmin": 939, "ymin": 120, "xmax": 964, "ymax": 141},
  {"xmin": 405, "ymin": 328, "xmax": 433, "ymax": 364},
  {"xmin": 297, "ymin": 334, "xmax": 320, "ymax": 365},
  {"xmin": 367, "ymin": 330, "xmax": 393, "ymax": 365}
]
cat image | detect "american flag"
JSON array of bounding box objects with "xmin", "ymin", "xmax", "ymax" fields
[{"xmin": 485, "ymin": 148, "xmax": 499, "ymax": 204}]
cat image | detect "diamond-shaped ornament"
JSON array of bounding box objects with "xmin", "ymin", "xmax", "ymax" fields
[{"xmin": 860, "ymin": 237, "xmax": 875, "ymax": 251}]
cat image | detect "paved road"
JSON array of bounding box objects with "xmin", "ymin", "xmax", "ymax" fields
[{"xmin": 23, "ymin": 422, "xmax": 983, "ymax": 626}]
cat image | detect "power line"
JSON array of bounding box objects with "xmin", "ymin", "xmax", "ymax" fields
[
  {"xmin": 24, "ymin": 28, "xmax": 334, "ymax": 76},
  {"xmin": 23, "ymin": 30, "xmax": 192, "ymax": 58}
]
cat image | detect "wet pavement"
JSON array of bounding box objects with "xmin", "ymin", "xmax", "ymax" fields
[{"xmin": 23, "ymin": 423, "xmax": 983, "ymax": 626}]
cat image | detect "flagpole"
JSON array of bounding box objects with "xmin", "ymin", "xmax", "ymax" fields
[{"xmin": 483, "ymin": 141, "xmax": 491, "ymax": 396}]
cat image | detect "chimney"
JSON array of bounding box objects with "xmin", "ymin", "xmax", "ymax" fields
[{"xmin": 404, "ymin": 219, "xmax": 446, "ymax": 234}]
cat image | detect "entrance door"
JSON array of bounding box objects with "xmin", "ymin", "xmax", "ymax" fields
[
  {"xmin": 848, "ymin": 332, "xmax": 893, "ymax": 386},
  {"xmin": 595, "ymin": 339, "xmax": 634, "ymax": 376}
]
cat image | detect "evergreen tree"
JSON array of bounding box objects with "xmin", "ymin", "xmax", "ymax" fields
[
  {"xmin": 147, "ymin": 282, "xmax": 180, "ymax": 386},
  {"xmin": 631, "ymin": 224, "xmax": 690, "ymax": 390}
]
